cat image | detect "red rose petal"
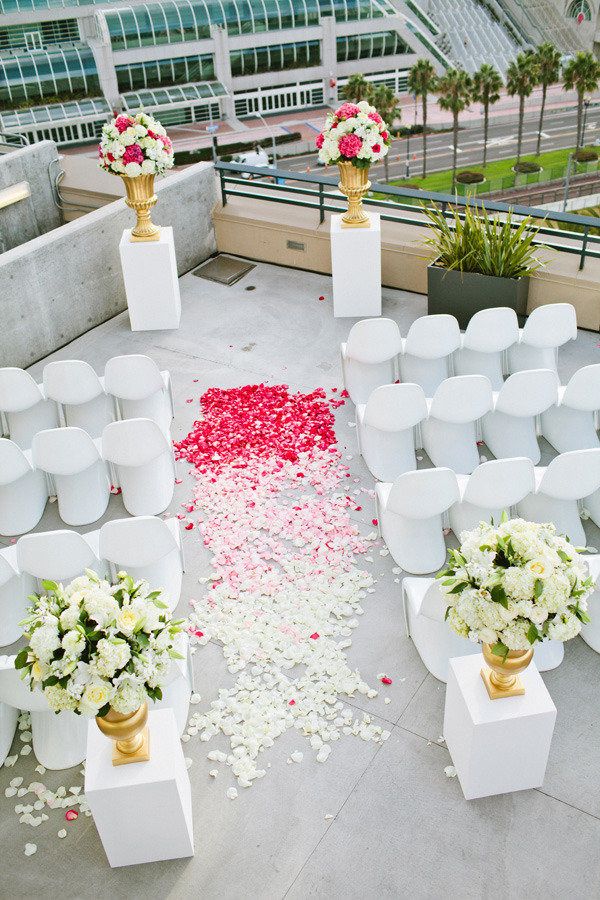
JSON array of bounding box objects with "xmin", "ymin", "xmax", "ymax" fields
[
  {"xmin": 65, "ymin": 810, "xmax": 78, "ymax": 822},
  {"xmin": 310, "ymin": 632, "xmax": 320, "ymax": 640},
  {"xmin": 372, "ymin": 518, "xmax": 378, "ymax": 526},
  {"xmin": 288, "ymin": 699, "xmax": 296, "ymax": 706},
  {"xmin": 185, "ymin": 523, "xmax": 194, "ymax": 531},
  {"xmin": 381, "ymin": 677, "xmax": 393, "ymax": 685}
]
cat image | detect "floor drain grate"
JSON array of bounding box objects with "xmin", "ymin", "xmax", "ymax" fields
[{"xmin": 192, "ymin": 255, "xmax": 255, "ymax": 286}]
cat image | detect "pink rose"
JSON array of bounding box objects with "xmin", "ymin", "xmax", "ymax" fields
[
  {"xmin": 315, "ymin": 133, "xmax": 325, "ymax": 149},
  {"xmin": 338, "ymin": 134, "xmax": 363, "ymax": 159},
  {"xmin": 335, "ymin": 102, "xmax": 360, "ymax": 120},
  {"xmin": 122, "ymin": 144, "xmax": 144, "ymax": 165},
  {"xmin": 115, "ymin": 115, "xmax": 133, "ymax": 133},
  {"xmin": 368, "ymin": 111, "xmax": 383, "ymax": 124},
  {"xmin": 372, "ymin": 143, "xmax": 381, "ymax": 154},
  {"xmin": 380, "ymin": 130, "xmax": 389, "ymax": 142}
]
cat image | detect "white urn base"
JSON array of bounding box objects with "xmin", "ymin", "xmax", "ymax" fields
[
  {"xmin": 119, "ymin": 226, "xmax": 181, "ymax": 331},
  {"xmin": 331, "ymin": 213, "xmax": 382, "ymax": 318}
]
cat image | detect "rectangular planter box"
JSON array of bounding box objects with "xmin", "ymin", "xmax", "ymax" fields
[{"xmin": 427, "ymin": 264, "xmax": 529, "ymax": 330}]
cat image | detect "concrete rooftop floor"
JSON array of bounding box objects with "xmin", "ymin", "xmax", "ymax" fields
[{"xmin": 1, "ymin": 261, "xmax": 600, "ymax": 899}]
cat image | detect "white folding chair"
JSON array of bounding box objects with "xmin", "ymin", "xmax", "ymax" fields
[
  {"xmin": 0, "ymin": 438, "xmax": 47, "ymax": 536},
  {"xmin": 517, "ymin": 449, "xmax": 600, "ymax": 547},
  {"xmin": 507, "ymin": 303, "xmax": 577, "ymax": 374},
  {"xmin": 421, "ymin": 375, "xmax": 493, "ymax": 474},
  {"xmin": 399, "ymin": 314, "xmax": 461, "ymax": 397},
  {"xmin": 43, "ymin": 359, "xmax": 115, "ymax": 438},
  {"xmin": 0, "ymin": 695, "xmax": 18, "ymax": 766},
  {"xmin": 31, "ymin": 427, "xmax": 110, "ymax": 526},
  {"xmin": 482, "ymin": 369, "xmax": 559, "ymax": 464},
  {"xmin": 580, "ymin": 555, "xmax": 600, "ymax": 653},
  {"xmin": 453, "ymin": 307, "xmax": 519, "ymax": 390},
  {"xmin": 0, "ymin": 656, "xmax": 87, "ymax": 770},
  {"xmin": 403, "ymin": 578, "xmax": 565, "ymax": 683},
  {"xmin": 355, "ymin": 383, "xmax": 427, "ymax": 482},
  {"xmin": 340, "ymin": 318, "xmax": 402, "ymax": 405},
  {"xmin": 449, "ymin": 457, "xmax": 534, "ymax": 538},
  {"xmin": 541, "ymin": 364, "xmax": 600, "ymax": 454},
  {"xmin": 154, "ymin": 631, "xmax": 193, "ymax": 735},
  {"xmin": 102, "ymin": 418, "xmax": 175, "ymax": 516},
  {"xmin": 16, "ymin": 529, "xmax": 108, "ymax": 587},
  {"xmin": 0, "ymin": 546, "xmax": 36, "ymax": 647},
  {"xmin": 376, "ymin": 467, "xmax": 459, "ymax": 574},
  {"xmin": 99, "ymin": 516, "xmax": 183, "ymax": 613},
  {"xmin": 104, "ymin": 355, "xmax": 173, "ymax": 435},
  {"xmin": 0, "ymin": 367, "xmax": 59, "ymax": 449}
]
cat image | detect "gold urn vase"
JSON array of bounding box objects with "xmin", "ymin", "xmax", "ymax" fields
[
  {"xmin": 481, "ymin": 643, "xmax": 534, "ymax": 700},
  {"xmin": 120, "ymin": 174, "xmax": 160, "ymax": 242},
  {"xmin": 337, "ymin": 161, "xmax": 371, "ymax": 228},
  {"xmin": 96, "ymin": 702, "xmax": 150, "ymax": 766}
]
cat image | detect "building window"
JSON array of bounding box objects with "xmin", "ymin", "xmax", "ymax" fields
[
  {"xmin": 115, "ymin": 53, "xmax": 215, "ymax": 91},
  {"xmin": 566, "ymin": 0, "xmax": 592, "ymax": 18},
  {"xmin": 0, "ymin": 19, "xmax": 80, "ymax": 52},
  {"xmin": 336, "ymin": 30, "xmax": 410, "ymax": 62},
  {"xmin": 0, "ymin": 45, "xmax": 100, "ymax": 107},
  {"xmin": 230, "ymin": 41, "xmax": 321, "ymax": 77}
]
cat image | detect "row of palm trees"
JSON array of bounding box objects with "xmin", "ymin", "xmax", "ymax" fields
[{"xmin": 344, "ymin": 47, "xmax": 600, "ymax": 189}]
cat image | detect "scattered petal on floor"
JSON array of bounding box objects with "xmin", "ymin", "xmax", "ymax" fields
[
  {"xmin": 444, "ymin": 765, "xmax": 457, "ymax": 778},
  {"xmin": 57, "ymin": 829, "xmax": 67, "ymax": 839},
  {"xmin": 24, "ymin": 843, "xmax": 37, "ymax": 856}
]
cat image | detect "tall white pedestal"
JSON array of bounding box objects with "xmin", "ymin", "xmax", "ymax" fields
[
  {"xmin": 331, "ymin": 213, "xmax": 381, "ymax": 318},
  {"xmin": 443, "ymin": 654, "xmax": 556, "ymax": 800},
  {"xmin": 85, "ymin": 708, "xmax": 194, "ymax": 867},
  {"xmin": 119, "ymin": 226, "xmax": 181, "ymax": 331}
]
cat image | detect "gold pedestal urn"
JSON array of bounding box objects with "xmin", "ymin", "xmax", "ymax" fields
[
  {"xmin": 120, "ymin": 174, "xmax": 160, "ymax": 242},
  {"xmin": 96, "ymin": 702, "xmax": 150, "ymax": 766},
  {"xmin": 337, "ymin": 161, "xmax": 371, "ymax": 228},
  {"xmin": 480, "ymin": 643, "xmax": 534, "ymax": 699}
]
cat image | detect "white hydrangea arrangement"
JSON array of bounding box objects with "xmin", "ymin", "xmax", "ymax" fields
[
  {"xmin": 98, "ymin": 111, "xmax": 174, "ymax": 178},
  {"xmin": 315, "ymin": 100, "xmax": 391, "ymax": 168},
  {"xmin": 16, "ymin": 570, "xmax": 184, "ymax": 717},
  {"xmin": 440, "ymin": 517, "xmax": 593, "ymax": 658}
]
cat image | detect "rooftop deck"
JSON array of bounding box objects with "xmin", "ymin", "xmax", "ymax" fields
[{"xmin": 2, "ymin": 261, "xmax": 600, "ymax": 898}]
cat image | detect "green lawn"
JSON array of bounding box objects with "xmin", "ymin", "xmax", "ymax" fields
[{"xmin": 388, "ymin": 145, "xmax": 598, "ymax": 195}]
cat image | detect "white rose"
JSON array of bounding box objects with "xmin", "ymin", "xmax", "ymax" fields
[
  {"xmin": 116, "ymin": 606, "xmax": 140, "ymax": 636},
  {"xmin": 141, "ymin": 159, "xmax": 156, "ymax": 175},
  {"xmin": 80, "ymin": 679, "xmax": 114, "ymax": 716},
  {"xmin": 29, "ymin": 624, "xmax": 60, "ymax": 663},
  {"xmin": 124, "ymin": 162, "xmax": 142, "ymax": 177},
  {"xmin": 62, "ymin": 630, "xmax": 85, "ymax": 656}
]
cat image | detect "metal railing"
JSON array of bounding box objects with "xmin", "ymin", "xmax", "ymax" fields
[{"xmin": 215, "ymin": 161, "xmax": 600, "ymax": 271}]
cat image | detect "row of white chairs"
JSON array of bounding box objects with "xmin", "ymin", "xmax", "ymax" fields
[
  {"xmin": 375, "ymin": 452, "xmax": 600, "ymax": 575},
  {"xmin": 356, "ymin": 366, "xmax": 600, "ymax": 480},
  {"xmin": 402, "ymin": 555, "xmax": 600, "ymax": 684},
  {"xmin": 0, "ymin": 517, "xmax": 190, "ymax": 770},
  {"xmin": 0, "ymin": 355, "xmax": 173, "ymax": 447},
  {"xmin": 0, "ymin": 418, "xmax": 176, "ymax": 535},
  {"xmin": 341, "ymin": 304, "xmax": 578, "ymax": 402}
]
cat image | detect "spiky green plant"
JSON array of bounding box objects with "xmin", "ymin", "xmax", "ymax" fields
[{"xmin": 421, "ymin": 203, "xmax": 546, "ymax": 279}]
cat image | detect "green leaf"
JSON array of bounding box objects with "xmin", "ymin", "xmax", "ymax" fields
[
  {"xmin": 14, "ymin": 648, "xmax": 29, "ymax": 669},
  {"xmin": 168, "ymin": 649, "xmax": 185, "ymax": 660},
  {"xmin": 490, "ymin": 584, "xmax": 509, "ymax": 609},
  {"xmin": 491, "ymin": 641, "xmax": 509, "ymax": 661},
  {"xmin": 534, "ymin": 579, "xmax": 544, "ymax": 598},
  {"xmin": 41, "ymin": 580, "xmax": 58, "ymax": 592},
  {"xmin": 444, "ymin": 606, "xmax": 451, "ymax": 621},
  {"xmin": 526, "ymin": 623, "xmax": 540, "ymax": 644},
  {"xmin": 42, "ymin": 675, "xmax": 59, "ymax": 687},
  {"xmin": 448, "ymin": 582, "xmax": 468, "ymax": 594},
  {"xmin": 151, "ymin": 598, "xmax": 168, "ymax": 609},
  {"xmin": 97, "ymin": 703, "xmax": 110, "ymax": 719},
  {"xmin": 557, "ymin": 549, "xmax": 571, "ymax": 563}
]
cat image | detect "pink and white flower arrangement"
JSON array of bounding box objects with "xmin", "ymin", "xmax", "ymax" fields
[
  {"xmin": 316, "ymin": 100, "xmax": 391, "ymax": 168},
  {"xmin": 98, "ymin": 111, "xmax": 174, "ymax": 178}
]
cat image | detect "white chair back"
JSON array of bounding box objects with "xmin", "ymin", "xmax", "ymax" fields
[
  {"xmin": 429, "ymin": 375, "xmax": 493, "ymax": 424},
  {"xmin": 537, "ymin": 448, "xmax": 600, "ymax": 500},
  {"xmin": 561, "ymin": 364, "xmax": 600, "ymax": 411},
  {"xmin": 0, "ymin": 656, "xmax": 49, "ymax": 712},
  {"xmin": 463, "ymin": 457, "xmax": 535, "ymax": 509},
  {"xmin": 16, "ymin": 530, "xmax": 105, "ymax": 583},
  {"xmin": 32, "ymin": 426, "xmax": 100, "ymax": 475},
  {"xmin": 363, "ymin": 383, "xmax": 427, "ymax": 431},
  {"xmin": 104, "ymin": 354, "xmax": 165, "ymax": 400},
  {"xmin": 345, "ymin": 319, "xmax": 402, "ymax": 364},
  {"xmin": 99, "ymin": 516, "xmax": 178, "ymax": 568},
  {"xmin": 0, "ymin": 368, "xmax": 43, "ymax": 412},
  {"xmin": 461, "ymin": 307, "xmax": 519, "ymax": 352},
  {"xmin": 43, "ymin": 360, "xmax": 104, "ymax": 405},
  {"xmin": 102, "ymin": 418, "xmax": 170, "ymax": 466},
  {"xmin": 419, "ymin": 581, "xmax": 447, "ymax": 622},
  {"xmin": 521, "ymin": 303, "xmax": 577, "ymax": 348},
  {"xmin": 495, "ymin": 369, "xmax": 558, "ymax": 417},
  {"xmin": 0, "ymin": 438, "xmax": 32, "ymax": 484},
  {"xmin": 0, "ymin": 550, "xmax": 36, "ymax": 648},
  {"xmin": 387, "ymin": 467, "xmax": 459, "ymax": 518},
  {"xmin": 404, "ymin": 315, "xmax": 461, "ymax": 359}
]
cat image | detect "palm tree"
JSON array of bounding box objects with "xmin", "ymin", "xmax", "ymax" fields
[
  {"xmin": 368, "ymin": 83, "xmax": 400, "ymax": 182},
  {"xmin": 532, "ymin": 43, "xmax": 561, "ymax": 156},
  {"xmin": 437, "ymin": 68, "xmax": 472, "ymax": 190},
  {"xmin": 343, "ymin": 73, "xmax": 370, "ymax": 103},
  {"xmin": 563, "ymin": 51, "xmax": 600, "ymax": 149},
  {"xmin": 472, "ymin": 63, "xmax": 502, "ymax": 168},
  {"xmin": 506, "ymin": 53, "xmax": 537, "ymax": 164},
  {"xmin": 407, "ymin": 58, "xmax": 438, "ymax": 178}
]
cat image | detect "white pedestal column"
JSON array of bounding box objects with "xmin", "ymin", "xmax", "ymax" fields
[
  {"xmin": 443, "ymin": 654, "xmax": 556, "ymax": 800},
  {"xmin": 331, "ymin": 214, "xmax": 381, "ymax": 318},
  {"xmin": 119, "ymin": 226, "xmax": 181, "ymax": 331},
  {"xmin": 85, "ymin": 708, "xmax": 194, "ymax": 867}
]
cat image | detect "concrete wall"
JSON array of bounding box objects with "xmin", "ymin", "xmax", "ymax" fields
[
  {"xmin": 0, "ymin": 161, "xmax": 217, "ymax": 367},
  {"xmin": 0, "ymin": 141, "xmax": 62, "ymax": 253},
  {"xmin": 214, "ymin": 195, "xmax": 600, "ymax": 331}
]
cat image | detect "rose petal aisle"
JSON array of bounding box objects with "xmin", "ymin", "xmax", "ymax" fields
[{"xmin": 175, "ymin": 384, "xmax": 389, "ymax": 789}]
